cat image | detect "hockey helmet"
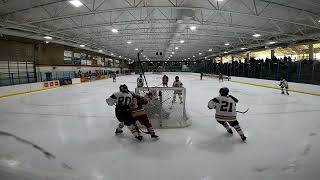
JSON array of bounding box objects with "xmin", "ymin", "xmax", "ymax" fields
[
  {"xmin": 175, "ymin": 76, "xmax": 179, "ymax": 81},
  {"xmin": 219, "ymin": 87, "xmax": 229, "ymax": 96},
  {"xmin": 119, "ymin": 84, "xmax": 129, "ymax": 93}
]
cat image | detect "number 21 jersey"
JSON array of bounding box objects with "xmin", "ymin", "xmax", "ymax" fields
[{"xmin": 208, "ymin": 96, "xmax": 238, "ymax": 121}]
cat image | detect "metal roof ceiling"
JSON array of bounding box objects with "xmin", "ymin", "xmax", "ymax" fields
[{"xmin": 1, "ymin": 0, "xmax": 320, "ymax": 61}]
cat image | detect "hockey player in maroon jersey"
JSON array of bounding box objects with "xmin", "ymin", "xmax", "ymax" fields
[{"xmin": 131, "ymin": 93, "xmax": 159, "ymax": 139}]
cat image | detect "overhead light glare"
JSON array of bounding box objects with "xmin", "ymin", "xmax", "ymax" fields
[
  {"xmin": 180, "ymin": 40, "xmax": 184, "ymax": 43},
  {"xmin": 269, "ymin": 41, "xmax": 276, "ymax": 44},
  {"xmin": 199, "ymin": 52, "xmax": 202, "ymax": 55},
  {"xmin": 127, "ymin": 41, "xmax": 132, "ymax": 44},
  {"xmin": 135, "ymin": 48, "xmax": 139, "ymax": 51},
  {"xmin": 79, "ymin": 44, "xmax": 85, "ymax": 47},
  {"xmin": 224, "ymin": 43, "xmax": 230, "ymax": 46},
  {"xmin": 253, "ymin": 33, "xmax": 261, "ymax": 37},
  {"xmin": 111, "ymin": 29, "xmax": 118, "ymax": 33},
  {"xmin": 43, "ymin": 36, "xmax": 52, "ymax": 40},
  {"xmin": 190, "ymin": 26, "xmax": 197, "ymax": 30},
  {"xmin": 69, "ymin": 0, "xmax": 83, "ymax": 7},
  {"xmin": 175, "ymin": 47, "xmax": 179, "ymax": 50}
]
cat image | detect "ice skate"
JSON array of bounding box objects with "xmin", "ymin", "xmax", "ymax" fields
[
  {"xmin": 135, "ymin": 135, "xmax": 143, "ymax": 141},
  {"xmin": 151, "ymin": 134, "xmax": 159, "ymax": 139},
  {"xmin": 115, "ymin": 128, "xmax": 123, "ymax": 134},
  {"xmin": 240, "ymin": 135, "xmax": 247, "ymax": 141}
]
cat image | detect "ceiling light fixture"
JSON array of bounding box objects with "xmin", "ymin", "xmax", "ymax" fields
[
  {"xmin": 241, "ymin": 48, "xmax": 247, "ymax": 50},
  {"xmin": 111, "ymin": 29, "xmax": 118, "ymax": 33},
  {"xmin": 111, "ymin": 53, "xmax": 114, "ymax": 56},
  {"xmin": 135, "ymin": 48, "xmax": 139, "ymax": 51},
  {"xmin": 224, "ymin": 51, "xmax": 228, "ymax": 54},
  {"xmin": 79, "ymin": 44, "xmax": 85, "ymax": 47},
  {"xmin": 45, "ymin": 41, "xmax": 49, "ymax": 44},
  {"xmin": 69, "ymin": 0, "xmax": 83, "ymax": 7},
  {"xmin": 269, "ymin": 41, "xmax": 276, "ymax": 44},
  {"xmin": 199, "ymin": 52, "xmax": 202, "ymax": 55},
  {"xmin": 208, "ymin": 48, "xmax": 212, "ymax": 52},
  {"xmin": 193, "ymin": 55, "xmax": 195, "ymax": 58},
  {"xmin": 43, "ymin": 36, "xmax": 52, "ymax": 40},
  {"xmin": 99, "ymin": 50, "xmax": 103, "ymax": 53},
  {"xmin": 175, "ymin": 47, "xmax": 179, "ymax": 50},
  {"xmin": 127, "ymin": 41, "xmax": 132, "ymax": 44},
  {"xmin": 172, "ymin": 52, "xmax": 175, "ymax": 54},
  {"xmin": 253, "ymin": 33, "xmax": 261, "ymax": 37},
  {"xmin": 180, "ymin": 40, "xmax": 184, "ymax": 43},
  {"xmin": 224, "ymin": 43, "xmax": 230, "ymax": 46},
  {"xmin": 119, "ymin": 56, "xmax": 122, "ymax": 58},
  {"xmin": 190, "ymin": 26, "xmax": 197, "ymax": 30}
]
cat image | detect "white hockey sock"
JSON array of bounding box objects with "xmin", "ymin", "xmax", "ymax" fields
[
  {"xmin": 128, "ymin": 125, "xmax": 140, "ymax": 137},
  {"xmin": 233, "ymin": 125, "xmax": 244, "ymax": 136}
]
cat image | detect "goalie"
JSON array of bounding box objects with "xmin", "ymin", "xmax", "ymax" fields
[
  {"xmin": 207, "ymin": 87, "xmax": 246, "ymax": 141},
  {"xmin": 172, "ymin": 76, "xmax": 183, "ymax": 104},
  {"xmin": 131, "ymin": 93, "xmax": 159, "ymax": 139},
  {"xmin": 144, "ymin": 90, "xmax": 170, "ymax": 119}
]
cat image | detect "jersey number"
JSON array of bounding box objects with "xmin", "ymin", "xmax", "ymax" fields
[
  {"xmin": 118, "ymin": 97, "xmax": 131, "ymax": 106},
  {"xmin": 220, "ymin": 101, "xmax": 233, "ymax": 112}
]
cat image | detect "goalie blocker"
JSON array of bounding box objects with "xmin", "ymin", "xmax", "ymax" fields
[{"xmin": 135, "ymin": 87, "xmax": 190, "ymax": 128}]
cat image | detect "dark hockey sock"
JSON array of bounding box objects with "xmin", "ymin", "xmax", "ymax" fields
[
  {"xmin": 233, "ymin": 125, "xmax": 244, "ymax": 136},
  {"xmin": 221, "ymin": 122, "xmax": 231, "ymax": 131}
]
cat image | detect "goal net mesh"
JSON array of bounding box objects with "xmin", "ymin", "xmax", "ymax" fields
[{"xmin": 135, "ymin": 87, "xmax": 190, "ymax": 128}]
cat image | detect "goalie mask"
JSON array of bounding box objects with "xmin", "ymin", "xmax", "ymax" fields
[
  {"xmin": 219, "ymin": 87, "xmax": 229, "ymax": 96},
  {"xmin": 119, "ymin": 84, "xmax": 129, "ymax": 93}
]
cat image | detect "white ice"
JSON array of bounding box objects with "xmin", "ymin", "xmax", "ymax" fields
[{"xmin": 0, "ymin": 72, "xmax": 320, "ymax": 180}]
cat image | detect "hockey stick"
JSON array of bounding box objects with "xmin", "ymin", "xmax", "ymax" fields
[
  {"xmin": 137, "ymin": 50, "xmax": 150, "ymax": 91},
  {"xmin": 236, "ymin": 108, "xmax": 249, "ymax": 114}
]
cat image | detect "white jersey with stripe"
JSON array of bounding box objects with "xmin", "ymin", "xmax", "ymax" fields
[
  {"xmin": 208, "ymin": 95, "xmax": 238, "ymax": 121},
  {"xmin": 137, "ymin": 77, "xmax": 144, "ymax": 87}
]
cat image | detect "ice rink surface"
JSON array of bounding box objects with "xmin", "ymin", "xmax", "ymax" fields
[{"xmin": 0, "ymin": 72, "xmax": 320, "ymax": 180}]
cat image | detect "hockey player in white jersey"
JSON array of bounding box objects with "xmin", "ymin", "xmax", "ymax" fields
[
  {"xmin": 172, "ymin": 76, "xmax": 183, "ymax": 104},
  {"xmin": 106, "ymin": 84, "xmax": 143, "ymax": 141},
  {"xmin": 207, "ymin": 87, "xmax": 246, "ymax": 141},
  {"xmin": 279, "ymin": 79, "xmax": 289, "ymax": 95},
  {"xmin": 137, "ymin": 74, "xmax": 144, "ymax": 87}
]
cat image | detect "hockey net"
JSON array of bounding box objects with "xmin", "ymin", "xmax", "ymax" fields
[{"xmin": 135, "ymin": 87, "xmax": 190, "ymax": 128}]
